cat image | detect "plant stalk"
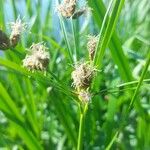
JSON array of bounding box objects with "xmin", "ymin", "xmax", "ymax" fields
[{"xmin": 77, "ymin": 103, "xmax": 88, "ymax": 150}]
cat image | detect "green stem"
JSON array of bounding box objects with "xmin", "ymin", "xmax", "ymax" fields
[
  {"xmin": 77, "ymin": 103, "xmax": 88, "ymax": 150},
  {"xmin": 59, "ymin": 15, "xmax": 74, "ymax": 63},
  {"xmin": 70, "ymin": 17, "xmax": 78, "ymax": 62}
]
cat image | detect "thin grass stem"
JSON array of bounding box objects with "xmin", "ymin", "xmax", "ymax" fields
[
  {"xmin": 59, "ymin": 15, "xmax": 74, "ymax": 63},
  {"xmin": 77, "ymin": 103, "xmax": 88, "ymax": 150},
  {"xmin": 70, "ymin": 17, "xmax": 78, "ymax": 62}
]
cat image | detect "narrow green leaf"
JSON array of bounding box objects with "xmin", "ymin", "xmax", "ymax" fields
[
  {"xmin": 95, "ymin": 0, "xmax": 125, "ymax": 67},
  {"xmin": 88, "ymin": 0, "xmax": 133, "ymax": 81}
]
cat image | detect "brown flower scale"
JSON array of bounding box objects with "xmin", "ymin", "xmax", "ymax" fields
[{"xmin": 87, "ymin": 35, "xmax": 98, "ymax": 61}]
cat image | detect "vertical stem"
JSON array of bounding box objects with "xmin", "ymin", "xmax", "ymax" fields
[
  {"xmin": 77, "ymin": 104, "xmax": 88, "ymax": 150},
  {"xmin": 70, "ymin": 17, "xmax": 78, "ymax": 62},
  {"xmin": 59, "ymin": 15, "xmax": 74, "ymax": 63}
]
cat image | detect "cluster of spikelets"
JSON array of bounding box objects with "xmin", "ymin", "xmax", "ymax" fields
[
  {"xmin": 23, "ymin": 43, "xmax": 50, "ymax": 71},
  {"xmin": 57, "ymin": 0, "xmax": 90, "ymax": 19},
  {"xmin": 0, "ymin": 17, "xmax": 50, "ymax": 71},
  {"xmin": 71, "ymin": 62, "xmax": 96, "ymax": 104},
  {"xmin": 0, "ymin": 2, "xmax": 98, "ymax": 104},
  {"xmin": 71, "ymin": 34, "xmax": 98, "ymax": 104},
  {"xmin": 0, "ymin": 17, "xmax": 27, "ymax": 50},
  {"xmin": 56, "ymin": 0, "xmax": 98, "ymax": 104}
]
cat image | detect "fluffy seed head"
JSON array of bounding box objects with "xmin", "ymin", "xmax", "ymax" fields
[
  {"xmin": 10, "ymin": 17, "xmax": 27, "ymax": 47},
  {"xmin": 57, "ymin": 0, "xmax": 77, "ymax": 18},
  {"xmin": 23, "ymin": 42, "xmax": 50, "ymax": 71},
  {"xmin": 72, "ymin": 62, "xmax": 95, "ymax": 89},
  {"xmin": 78, "ymin": 90, "xmax": 91, "ymax": 104},
  {"xmin": 87, "ymin": 35, "xmax": 98, "ymax": 61}
]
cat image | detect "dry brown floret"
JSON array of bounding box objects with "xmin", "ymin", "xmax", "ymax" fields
[
  {"xmin": 78, "ymin": 90, "xmax": 91, "ymax": 103},
  {"xmin": 87, "ymin": 35, "xmax": 98, "ymax": 61},
  {"xmin": 57, "ymin": 0, "xmax": 77, "ymax": 18},
  {"xmin": 72, "ymin": 62, "xmax": 95, "ymax": 89},
  {"xmin": 23, "ymin": 42, "xmax": 50, "ymax": 71},
  {"xmin": 9, "ymin": 17, "xmax": 27, "ymax": 47}
]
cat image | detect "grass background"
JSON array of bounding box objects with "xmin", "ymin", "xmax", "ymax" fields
[{"xmin": 0, "ymin": 0, "xmax": 150, "ymax": 149}]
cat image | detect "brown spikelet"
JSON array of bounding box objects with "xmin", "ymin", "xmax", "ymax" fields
[
  {"xmin": 72, "ymin": 6, "xmax": 91, "ymax": 19},
  {"xmin": 71, "ymin": 62, "xmax": 95, "ymax": 89},
  {"xmin": 23, "ymin": 42, "xmax": 50, "ymax": 71},
  {"xmin": 87, "ymin": 35, "xmax": 98, "ymax": 61},
  {"xmin": 10, "ymin": 34, "xmax": 20, "ymax": 47},
  {"xmin": 78, "ymin": 90, "xmax": 91, "ymax": 104},
  {"xmin": 57, "ymin": 0, "xmax": 76, "ymax": 18},
  {"xmin": 0, "ymin": 30, "xmax": 10, "ymax": 50},
  {"xmin": 9, "ymin": 17, "xmax": 27, "ymax": 48}
]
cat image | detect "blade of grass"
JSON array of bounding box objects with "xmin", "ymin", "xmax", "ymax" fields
[
  {"xmin": 0, "ymin": 58, "xmax": 74, "ymax": 97},
  {"xmin": 128, "ymin": 52, "xmax": 150, "ymax": 111},
  {"xmin": 13, "ymin": 122, "xmax": 43, "ymax": 150},
  {"xmin": 0, "ymin": 83, "xmax": 43, "ymax": 150},
  {"xmin": 88, "ymin": 0, "xmax": 133, "ymax": 81},
  {"xmin": 51, "ymin": 91, "xmax": 77, "ymax": 147},
  {"xmin": 0, "ymin": 0, "xmax": 5, "ymax": 29},
  {"xmin": 24, "ymin": 78, "xmax": 39, "ymax": 136},
  {"xmin": 93, "ymin": 0, "xmax": 114, "ymax": 63},
  {"xmin": 95, "ymin": 0, "xmax": 125, "ymax": 68},
  {"xmin": 0, "ymin": 82, "xmax": 24, "ymax": 122},
  {"xmin": 94, "ymin": 79, "xmax": 150, "ymax": 95}
]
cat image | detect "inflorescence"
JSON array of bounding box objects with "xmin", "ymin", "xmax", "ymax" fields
[
  {"xmin": 0, "ymin": 17, "xmax": 27, "ymax": 50},
  {"xmin": 57, "ymin": 0, "xmax": 91, "ymax": 19},
  {"xmin": 23, "ymin": 42, "xmax": 50, "ymax": 71}
]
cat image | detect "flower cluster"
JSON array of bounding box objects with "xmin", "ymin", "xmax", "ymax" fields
[
  {"xmin": 23, "ymin": 43, "xmax": 50, "ymax": 71},
  {"xmin": 57, "ymin": 0, "xmax": 90, "ymax": 19},
  {"xmin": 72, "ymin": 62, "xmax": 96, "ymax": 104},
  {"xmin": 0, "ymin": 17, "xmax": 27, "ymax": 51},
  {"xmin": 72, "ymin": 62, "xmax": 95, "ymax": 89},
  {"xmin": 57, "ymin": 0, "xmax": 77, "ymax": 18},
  {"xmin": 10, "ymin": 17, "xmax": 27, "ymax": 47},
  {"xmin": 78, "ymin": 90, "xmax": 91, "ymax": 103}
]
